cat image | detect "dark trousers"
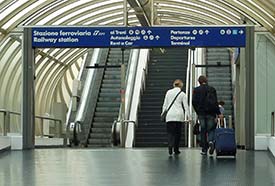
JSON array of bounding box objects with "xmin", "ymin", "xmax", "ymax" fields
[{"xmin": 166, "ymin": 122, "xmax": 182, "ymax": 151}]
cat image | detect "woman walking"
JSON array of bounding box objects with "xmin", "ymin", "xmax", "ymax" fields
[{"xmin": 161, "ymin": 79, "xmax": 190, "ymax": 155}]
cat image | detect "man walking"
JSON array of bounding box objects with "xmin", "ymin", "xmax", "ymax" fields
[{"xmin": 192, "ymin": 75, "xmax": 221, "ymax": 155}]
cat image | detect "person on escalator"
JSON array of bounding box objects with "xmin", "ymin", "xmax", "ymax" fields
[
  {"xmin": 161, "ymin": 79, "xmax": 190, "ymax": 156},
  {"xmin": 192, "ymin": 75, "xmax": 222, "ymax": 156},
  {"xmin": 218, "ymin": 100, "xmax": 225, "ymax": 127}
]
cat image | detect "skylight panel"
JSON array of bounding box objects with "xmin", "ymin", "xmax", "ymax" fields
[
  {"xmin": 55, "ymin": 48, "xmax": 71, "ymax": 61},
  {"xmin": 36, "ymin": 0, "xmax": 92, "ymax": 25},
  {"xmin": 0, "ymin": 0, "xmax": 27, "ymax": 19},
  {"xmin": 234, "ymin": 0, "xmax": 273, "ymax": 28},
  {"xmin": 2, "ymin": 0, "xmax": 47, "ymax": 29},
  {"xmin": 198, "ymin": 0, "xmax": 241, "ymax": 20},
  {"xmin": 99, "ymin": 17, "xmax": 123, "ymax": 25},
  {"xmin": 84, "ymin": 11, "xmax": 123, "ymax": 25},
  {"xmin": 69, "ymin": 5, "xmax": 123, "ymax": 25},
  {"xmin": 218, "ymin": 0, "xmax": 258, "ymax": 24},
  {"xmin": 169, "ymin": 0, "xmax": 238, "ymax": 24},
  {"xmin": 22, "ymin": 1, "xmax": 65, "ymax": 25},
  {"xmin": 248, "ymin": 0, "xmax": 275, "ymax": 22},
  {"xmin": 54, "ymin": 1, "xmax": 122, "ymax": 25},
  {"xmin": 159, "ymin": 3, "xmax": 229, "ymax": 24},
  {"xmin": 160, "ymin": 18, "xmax": 193, "ymax": 25}
]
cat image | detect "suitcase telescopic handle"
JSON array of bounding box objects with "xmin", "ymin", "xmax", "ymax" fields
[{"xmin": 217, "ymin": 117, "xmax": 227, "ymax": 128}]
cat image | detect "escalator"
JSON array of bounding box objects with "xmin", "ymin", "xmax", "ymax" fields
[
  {"xmin": 135, "ymin": 48, "xmax": 189, "ymax": 147},
  {"xmin": 86, "ymin": 48, "xmax": 130, "ymax": 147},
  {"xmin": 68, "ymin": 48, "xmax": 130, "ymax": 147},
  {"xmin": 206, "ymin": 48, "xmax": 234, "ymax": 125}
]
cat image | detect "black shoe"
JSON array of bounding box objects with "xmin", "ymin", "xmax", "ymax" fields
[
  {"xmin": 174, "ymin": 150, "xmax": 181, "ymax": 155},
  {"xmin": 168, "ymin": 147, "xmax": 173, "ymax": 155},
  {"xmin": 209, "ymin": 141, "xmax": 215, "ymax": 155}
]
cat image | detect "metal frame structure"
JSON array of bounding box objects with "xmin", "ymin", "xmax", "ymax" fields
[{"xmin": 1, "ymin": 0, "xmax": 274, "ymax": 149}]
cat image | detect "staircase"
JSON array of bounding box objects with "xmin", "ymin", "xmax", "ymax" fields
[
  {"xmin": 87, "ymin": 48, "xmax": 130, "ymax": 147},
  {"xmin": 206, "ymin": 48, "xmax": 234, "ymax": 125},
  {"xmin": 135, "ymin": 48, "xmax": 188, "ymax": 147}
]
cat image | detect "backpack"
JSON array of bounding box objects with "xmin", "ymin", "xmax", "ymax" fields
[{"xmin": 205, "ymin": 86, "xmax": 218, "ymax": 113}]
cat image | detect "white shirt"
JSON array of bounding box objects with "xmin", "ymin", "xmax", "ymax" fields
[{"xmin": 162, "ymin": 87, "xmax": 190, "ymax": 122}]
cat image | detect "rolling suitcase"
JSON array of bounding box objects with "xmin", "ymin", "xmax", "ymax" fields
[{"xmin": 215, "ymin": 118, "xmax": 236, "ymax": 157}]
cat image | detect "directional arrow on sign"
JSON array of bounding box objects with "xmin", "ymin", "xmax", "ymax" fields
[
  {"xmin": 141, "ymin": 30, "xmax": 146, "ymax": 35},
  {"xmin": 205, "ymin": 30, "xmax": 209, "ymax": 35},
  {"xmin": 155, "ymin": 35, "xmax": 160, "ymax": 40},
  {"xmin": 147, "ymin": 30, "xmax": 152, "ymax": 34}
]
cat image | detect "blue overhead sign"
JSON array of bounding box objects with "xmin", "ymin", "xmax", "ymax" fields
[{"xmin": 32, "ymin": 26, "xmax": 246, "ymax": 48}]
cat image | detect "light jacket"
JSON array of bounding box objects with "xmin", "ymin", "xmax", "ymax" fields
[{"xmin": 162, "ymin": 87, "xmax": 190, "ymax": 123}]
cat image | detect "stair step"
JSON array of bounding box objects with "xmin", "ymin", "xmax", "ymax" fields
[
  {"xmin": 103, "ymin": 79, "xmax": 121, "ymax": 83},
  {"xmin": 101, "ymin": 88, "xmax": 120, "ymax": 93},
  {"xmin": 135, "ymin": 138, "xmax": 186, "ymax": 145},
  {"xmin": 98, "ymin": 95, "xmax": 120, "ymax": 99},
  {"xmin": 151, "ymin": 56, "xmax": 188, "ymax": 59},
  {"xmin": 91, "ymin": 128, "xmax": 112, "ymax": 133},
  {"xmin": 87, "ymin": 144, "xmax": 112, "ymax": 148},
  {"xmin": 135, "ymin": 143, "xmax": 167, "ymax": 147},
  {"xmin": 96, "ymin": 107, "xmax": 120, "ymax": 112},
  {"xmin": 94, "ymin": 112, "xmax": 119, "ymax": 117},
  {"xmin": 98, "ymin": 97, "xmax": 120, "ymax": 102},
  {"xmin": 135, "ymin": 136, "xmax": 168, "ymax": 142},
  {"xmin": 207, "ymin": 69, "xmax": 231, "ymax": 73},
  {"xmin": 136, "ymin": 128, "xmax": 167, "ymax": 133},
  {"xmin": 138, "ymin": 111, "xmax": 162, "ymax": 116},
  {"xmin": 105, "ymin": 71, "xmax": 121, "ymax": 75},
  {"xmin": 90, "ymin": 133, "xmax": 111, "ymax": 139},
  {"xmin": 97, "ymin": 102, "xmax": 120, "ymax": 107},
  {"xmin": 141, "ymin": 96, "xmax": 165, "ymax": 101},
  {"xmin": 135, "ymin": 132, "xmax": 167, "ymax": 137},
  {"xmin": 92, "ymin": 122, "xmax": 113, "ymax": 128},
  {"xmin": 208, "ymin": 82, "xmax": 231, "ymax": 86},
  {"xmin": 88, "ymin": 138, "xmax": 111, "ymax": 145},
  {"xmin": 102, "ymin": 84, "xmax": 121, "ymax": 89},
  {"xmin": 94, "ymin": 117, "xmax": 117, "ymax": 122},
  {"xmin": 208, "ymin": 77, "xmax": 231, "ymax": 81}
]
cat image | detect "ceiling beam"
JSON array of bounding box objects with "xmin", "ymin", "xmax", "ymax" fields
[{"xmin": 127, "ymin": 0, "xmax": 151, "ymax": 26}]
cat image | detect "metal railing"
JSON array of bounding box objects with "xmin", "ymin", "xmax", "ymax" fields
[
  {"xmin": 112, "ymin": 49, "xmax": 149, "ymax": 148},
  {"xmin": 112, "ymin": 49, "xmax": 140, "ymax": 147},
  {"xmin": 111, "ymin": 119, "xmax": 136, "ymax": 147},
  {"xmin": 272, "ymin": 112, "xmax": 274, "ymax": 137},
  {"xmin": 0, "ymin": 109, "xmax": 63, "ymax": 138},
  {"xmin": 186, "ymin": 49, "xmax": 196, "ymax": 148}
]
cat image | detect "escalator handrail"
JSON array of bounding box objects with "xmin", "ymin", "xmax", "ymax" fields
[
  {"xmin": 124, "ymin": 49, "xmax": 149, "ymax": 147},
  {"xmin": 65, "ymin": 51, "xmax": 91, "ymax": 133}
]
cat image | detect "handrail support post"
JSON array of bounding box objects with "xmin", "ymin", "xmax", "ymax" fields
[
  {"xmin": 272, "ymin": 112, "xmax": 274, "ymax": 137},
  {"xmin": 40, "ymin": 118, "xmax": 44, "ymax": 137},
  {"xmin": 3, "ymin": 111, "xmax": 10, "ymax": 136}
]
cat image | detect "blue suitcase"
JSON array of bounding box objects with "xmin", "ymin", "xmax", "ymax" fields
[{"xmin": 215, "ymin": 119, "xmax": 236, "ymax": 157}]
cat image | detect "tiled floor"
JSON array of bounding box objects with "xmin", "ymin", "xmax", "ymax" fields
[{"xmin": 0, "ymin": 148, "xmax": 275, "ymax": 186}]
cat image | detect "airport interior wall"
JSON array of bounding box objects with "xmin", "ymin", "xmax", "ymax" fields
[{"xmin": 255, "ymin": 33, "xmax": 275, "ymax": 135}]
